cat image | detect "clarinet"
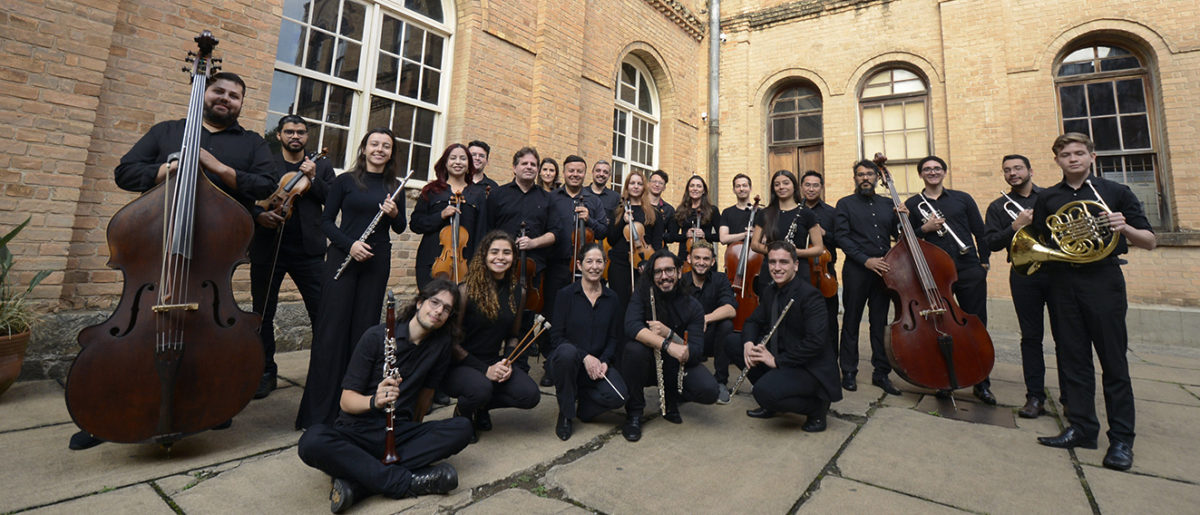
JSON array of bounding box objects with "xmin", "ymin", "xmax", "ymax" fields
[
  {"xmin": 729, "ymin": 298, "xmax": 796, "ymax": 396},
  {"xmin": 333, "ymin": 169, "xmax": 417, "ymax": 280},
  {"xmin": 381, "ymin": 291, "xmax": 399, "ymax": 465}
]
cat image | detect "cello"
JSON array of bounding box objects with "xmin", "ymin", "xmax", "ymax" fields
[
  {"xmin": 430, "ymin": 192, "xmax": 469, "ymax": 283},
  {"xmin": 874, "ymin": 154, "xmax": 994, "ymax": 392},
  {"xmin": 726, "ymin": 196, "xmax": 762, "ymax": 331},
  {"xmin": 65, "ymin": 32, "xmax": 264, "ymax": 446},
  {"xmin": 808, "ymin": 247, "xmax": 838, "ymax": 297}
]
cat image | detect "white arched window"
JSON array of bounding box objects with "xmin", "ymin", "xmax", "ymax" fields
[
  {"xmin": 859, "ymin": 67, "xmax": 931, "ymax": 195},
  {"xmin": 611, "ymin": 56, "xmax": 660, "ymax": 190},
  {"xmin": 268, "ymin": 0, "xmax": 453, "ymax": 179}
]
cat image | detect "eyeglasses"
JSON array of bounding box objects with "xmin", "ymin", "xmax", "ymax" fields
[
  {"xmin": 424, "ymin": 297, "xmax": 452, "ymax": 314},
  {"xmin": 921, "ymin": 166, "xmax": 945, "ymax": 173},
  {"xmin": 854, "ymin": 172, "xmax": 877, "ymax": 178},
  {"xmin": 652, "ymin": 267, "xmax": 677, "ymax": 277}
]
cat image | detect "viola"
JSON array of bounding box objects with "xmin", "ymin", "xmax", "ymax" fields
[
  {"xmin": 875, "ymin": 153, "xmax": 994, "ymax": 391},
  {"xmin": 431, "ymin": 192, "xmax": 469, "ymax": 283},
  {"xmin": 808, "ymin": 247, "xmax": 837, "ymax": 297},
  {"xmin": 516, "ymin": 221, "xmax": 544, "ymax": 312},
  {"xmin": 726, "ymin": 195, "xmax": 762, "ymax": 331},
  {"xmin": 256, "ymin": 148, "xmax": 327, "ymax": 220},
  {"xmin": 65, "ymin": 32, "xmax": 263, "ymax": 446},
  {"xmin": 570, "ymin": 197, "xmax": 595, "ymax": 281}
]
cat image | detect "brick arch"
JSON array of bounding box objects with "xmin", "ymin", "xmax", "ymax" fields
[
  {"xmin": 754, "ymin": 69, "xmax": 830, "ymax": 110},
  {"xmin": 845, "ymin": 53, "xmax": 941, "ymax": 99},
  {"xmin": 1037, "ymin": 19, "xmax": 1174, "ymax": 73},
  {"xmin": 614, "ymin": 42, "xmax": 676, "ymax": 116}
]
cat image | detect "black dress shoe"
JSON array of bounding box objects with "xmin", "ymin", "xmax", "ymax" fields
[
  {"xmin": 1037, "ymin": 427, "xmax": 1098, "ymax": 449},
  {"xmin": 841, "ymin": 374, "xmax": 857, "ymax": 392},
  {"xmin": 1102, "ymin": 441, "xmax": 1134, "ymax": 471},
  {"xmin": 330, "ymin": 478, "xmax": 363, "ymax": 514},
  {"xmin": 872, "ymin": 377, "xmax": 902, "ymax": 396},
  {"xmin": 432, "ymin": 391, "xmax": 452, "ymax": 406},
  {"xmin": 406, "ymin": 463, "xmax": 458, "ymax": 497},
  {"xmin": 555, "ymin": 414, "xmax": 573, "ymax": 441},
  {"xmin": 213, "ymin": 419, "xmax": 233, "ymax": 430},
  {"xmin": 802, "ymin": 406, "xmax": 828, "ymax": 433},
  {"xmin": 474, "ymin": 409, "xmax": 492, "ymax": 431},
  {"xmin": 622, "ymin": 415, "xmax": 643, "ymax": 442},
  {"xmin": 1018, "ymin": 397, "xmax": 1047, "ymax": 418},
  {"xmin": 746, "ymin": 407, "xmax": 776, "ymax": 419},
  {"xmin": 972, "ymin": 385, "xmax": 997, "ymax": 406},
  {"xmin": 254, "ymin": 373, "xmax": 277, "ymax": 400},
  {"xmin": 68, "ymin": 430, "xmax": 104, "ymax": 451},
  {"xmin": 540, "ymin": 374, "xmax": 554, "ymax": 387}
]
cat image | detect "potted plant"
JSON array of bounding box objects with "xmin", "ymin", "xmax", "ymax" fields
[{"xmin": 1, "ymin": 216, "xmax": 52, "ymax": 397}]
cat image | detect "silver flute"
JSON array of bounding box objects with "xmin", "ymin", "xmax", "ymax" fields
[
  {"xmin": 334, "ymin": 169, "xmax": 416, "ymax": 280},
  {"xmin": 729, "ymin": 298, "xmax": 796, "ymax": 397},
  {"xmin": 917, "ymin": 193, "xmax": 971, "ymax": 254},
  {"xmin": 648, "ymin": 288, "xmax": 667, "ymax": 417}
]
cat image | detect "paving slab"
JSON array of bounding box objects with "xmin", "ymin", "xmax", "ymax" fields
[
  {"xmin": 1084, "ymin": 464, "xmax": 1200, "ymax": 514},
  {"xmin": 879, "ymin": 389, "xmax": 921, "ymax": 409},
  {"xmin": 459, "ymin": 488, "xmax": 590, "ymax": 515},
  {"xmin": 276, "ymin": 349, "xmax": 311, "ymax": 387},
  {"xmin": 799, "ymin": 476, "xmax": 969, "ymax": 514},
  {"xmin": 23, "ymin": 483, "xmax": 174, "ymax": 515},
  {"xmin": 1130, "ymin": 349, "xmax": 1200, "ymax": 370},
  {"xmin": 830, "ymin": 384, "xmax": 880, "ymax": 418},
  {"xmin": 0, "ymin": 387, "xmax": 303, "ymax": 513},
  {"xmin": 1184, "ymin": 385, "xmax": 1200, "ymax": 401},
  {"xmin": 1128, "ymin": 362, "xmax": 1200, "ymax": 385},
  {"xmin": 545, "ymin": 393, "xmax": 852, "ymax": 513},
  {"xmin": 1131, "ymin": 378, "xmax": 1200, "ymax": 406},
  {"xmin": 0, "ymin": 379, "xmax": 70, "ymax": 432},
  {"xmin": 838, "ymin": 407, "xmax": 1090, "ymax": 515},
  {"xmin": 1073, "ymin": 400, "xmax": 1200, "ymax": 483}
]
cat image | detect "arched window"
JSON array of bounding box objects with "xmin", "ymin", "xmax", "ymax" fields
[
  {"xmin": 268, "ymin": 0, "xmax": 452, "ymax": 179},
  {"xmin": 1057, "ymin": 43, "xmax": 1163, "ymax": 227},
  {"xmin": 611, "ymin": 56, "xmax": 660, "ymax": 190},
  {"xmin": 767, "ymin": 84, "xmax": 823, "ymax": 179},
  {"xmin": 859, "ymin": 68, "xmax": 930, "ymax": 195}
]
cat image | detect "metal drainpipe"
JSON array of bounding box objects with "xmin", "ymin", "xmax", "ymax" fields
[{"xmin": 707, "ymin": 0, "xmax": 720, "ymax": 201}]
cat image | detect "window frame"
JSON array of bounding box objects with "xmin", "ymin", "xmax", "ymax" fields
[
  {"xmin": 610, "ymin": 56, "xmax": 661, "ymax": 192},
  {"xmin": 857, "ymin": 67, "xmax": 932, "ymax": 196},
  {"xmin": 768, "ymin": 84, "xmax": 823, "ymax": 147}
]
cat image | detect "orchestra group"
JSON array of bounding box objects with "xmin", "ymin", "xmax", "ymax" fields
[{"xmin": 67, "ymin": 70, "xmax": 1156, "ymax": 513}]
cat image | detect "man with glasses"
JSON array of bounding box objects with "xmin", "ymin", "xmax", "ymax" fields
[
  {"xmin": 648, "ymin": 170, "xmax": 675, "ymax": 223},
  {"xmin": 619, "ymin": 249, "xmax": 720, "ymax": 441}
]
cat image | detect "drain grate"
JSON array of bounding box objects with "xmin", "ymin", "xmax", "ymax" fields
[{"xmin": 914, "ymin": 395, "xmax": 1017, "ymax": 428}]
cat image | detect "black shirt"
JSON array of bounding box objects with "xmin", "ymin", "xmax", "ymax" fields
[
  {"xmin": 666, "ymin": 205, "xmax": 720, "ymax": 257},
  {"xmin": 249, "ymin": 154, "xmax": 336, "ymax": 262},
  {"xmin": 459, "ymin": 280, "xmax": 517, "ymax": 372},
  {"xmin": 322, "ymin": 172, "xmax": 407, "ymax": 252},
  {"xmin": 549, "ymin": 282, "xmax": 622, "ymax": 363},
  {"xmin": 1030, "ymin": 174, "xmax": 1152, "ymax": 269},
  {"xmin": 807, "ymin": 201, "xmax": 839, "ymax": 268},
  {"xmin": 983, "ymin": 186, "xmax": 1042, "ymax": 260},
  {"xmin": 548, "ymin": 186, "xmax": 610, "ymax": 260},
  {"xmin": 607, "ymin": 204, "xmax": 666, "ymax": 265},
  {"xmin": 654, "ymin": 198, "xmax": 676, "ymax": 229},
  {"xmin": 742, "ymin": 277, "xmax": 840, "ymax": 402},
  {"xmin": 757, "ymin": 205, "xmax": 818, "ymax": 278},
  {"xmin": 475, "ymin": 174, "xmax": 500, "ymax": 192},
  {"xmin": 904, "ymin": 189, "xmax": 990, "ymax": 270},
  {"xmin": 682, "ymin": 271, "xmax": 737, "ymax": 314},
  {"xmin": 338, "ymin": 321, "xmax": 452, "ymax": 427},
  {"xmin": 486, "ymin": 181, "xmax": 559, "ymax": 270},
  {"xmin": 624, "ymin": 285, "xmax": 705, "ymax": 365},
  {"xmin": 585, "ymin": 185, "xmax": 621, "ymax": 222},
  {"xmin": 720, "ymin": 204, "xmax": 757, "ymax": 238},
  {"xmin": 115, "ymin": 119, "xmax": 277, "ymax": 210},
  {"xmin": 834, "ymin": 193, "xmax": 899, "ymax": 267},
  {"xmin": 410, "ymin": 183, "xmax": 489, "ymax": 272}
]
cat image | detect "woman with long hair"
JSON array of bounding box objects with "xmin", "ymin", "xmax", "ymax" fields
[
  {"xmin": 666, "ymin": 175, "xmax": 720, "ymax": 259},
  {"xmin": 537, "ymin": 157, "xmax": 561, "ymax": 192},
  {"xmin": 607, "ymin": 170, "xmax": 664, "ymax": 306},
  {"xmin": 751, "ymin": 170, "xmax": 824, "ymax": 291},
  {"xmin": 442, "ymin": 230, "xmax": 541, "ymax": 441},
  {"xmin": 411, "ymin": 143, "xmax": 488, "ymax": 288},
  {"xmin": 297, "ymin": 128, "xmax": 407, "ymax": 430}
]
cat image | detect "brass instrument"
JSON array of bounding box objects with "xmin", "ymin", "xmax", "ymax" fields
[
  {"xmin": 1000, "ymin": 191, "xmax": 1028, "ymax": 221},
  {"xmin": 1009, "ymin": 179, "xmax": 1116, "ymax": 275},
  {"xmin": 729, "ymin": 298, "xmax": 796, "ymax": 396},
  {"xmin": 916, "ymin": 193, "xmax": 971, "ymax": 255},
  {"xmin": 381, "ymin": 291, "xmax": 399, "ymax": 465}
]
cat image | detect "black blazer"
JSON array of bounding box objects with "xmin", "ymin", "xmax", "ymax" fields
[
  {"xmin": 742, "ymin": 277, "xmax": 841, "ymax": 402},
  {"xmin": 249, "ymin": 155, "xmax": 335, "ymax": 262}
]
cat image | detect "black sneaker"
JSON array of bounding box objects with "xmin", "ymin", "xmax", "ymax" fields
[
  {"xmin": 253, "ymin": 373, "xmax": 277, "ymax": 400},
  {"xmin": 330, "ymin": 478, "xmax": 362, "ymax": 514},
  {"xmin": 406, "ymin": 463, "xmax": 458, "ymax": 497},
  {"xmin": 68, "ymin": 430, "xmax": 104, "ymax": 451}
]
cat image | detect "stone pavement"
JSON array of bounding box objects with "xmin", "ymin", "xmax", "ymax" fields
[{"xmin": 2, "ymin": 333, "xmax": 1199, "ymax": 514}]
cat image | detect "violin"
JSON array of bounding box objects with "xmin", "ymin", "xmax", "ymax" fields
[
  {"xmin": 726, "ymin": 195, "xmax": 762, "ymax": 331},
  {"xmin": 256, "ymin": 148, "xmax": 327, "ymax": 220},
  {"xmin": 874, "ymin": 153, "xmax": 994, "ymax": 391},
  {"xmin": 516, "ymin": 221, "xmax": 544, "ymax": 312},
  {"xmin": 570, "ymin": 197, "xmax": 595, "ymax": 281},
  {"xmin": 431, "ymin": 192, "xmax": 469, "ymax": 283},
  {"xmin": 65, "ymin": 32, "xmax": 263, "ymax": 446},
  {"xmin": 808, "ymin": 247, "xmax": 838, "ymax": 297},
  {"xmin": 623, "ymin": 200, "xmax": 655, "ymax": 267}
]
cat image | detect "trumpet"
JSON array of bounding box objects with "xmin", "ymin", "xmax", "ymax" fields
[
  {"xmin": 1000, "ymin": 191, "xmax": 1028, "ymax": 221},
  {"xmin": 916, "ymin": 193, "xmax": 971, "ymax": 255},
  {"xmin": 1009, "ymin": 179, "xmax": 1116, "ymax": 275}
]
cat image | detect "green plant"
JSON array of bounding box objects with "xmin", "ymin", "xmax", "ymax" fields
[{"xmin": 1, "ymin": 216, "xmax": 52, "ymax": 335}]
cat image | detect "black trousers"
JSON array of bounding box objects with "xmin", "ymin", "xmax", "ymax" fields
[
  {"xmin": 607, "ymin": 253, "xmax": 644, "ymax": 308},
  {"xmin": 1010, "ymin": 269, "xmax": 1053, "ymax": 401},
  {"xmin": 952, "ymin": 264, "xmax": 990, "ymax": 389},
  {"xmin": 539, "ymin": 258, "xmax": 574, "ymax": 363},
  {"xmin": 296, "ymin": 247, "xmax": 390, "ymax": 430},
  {"xmin": 726, "ymin": 339, "xmax": 827, "ymax": 415},
  {"xmin": 703, "ymin": 319, "xmax": 736, "ymax": 385},
  {"xmin": 1047, "ymin": 264, "xmax": 1134, "ymax": 444},
  {"xmin": 620, "ymin": 340, "xmax": 719, "ymax": 416},
  {"xmin": 440, "ymin": 364, "xmax": 541, "ymax": 417},
  {"xmin": 250, "ymin": 253, "xmax": 323, "ymax": 376},
  {"xmin": 839, "ymin": 261, "xmax": 891, "ymax": 380},
  {"xmin": 823, "ymin": 290, "xmax": 840, "ymax": 360},
  {"xmin": 297, "ymin": 417, "xmax": 472, "ymax": 498},
  {"xmin": 549, "ymin": 343, "xmax": 628, "ymax": 420}
]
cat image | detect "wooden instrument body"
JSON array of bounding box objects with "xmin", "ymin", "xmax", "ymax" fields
[
  {"xmin": 808, "ymin": 248, "xmax": 837, "ymax": 297},
  {"xmin": 257, "ymin": 171, "xmax": 310, "ymax": 220},
  {"xmin": 431, "ymin": 195, "xmax": 469, "ymax": 282},
  {"xmin": 881, "ymin": 237, "xmax": 993, "ymax": 390},
  {"xmin": 516, "ymin": 223, "xmax": 544, "ymax": 312},
  {"xmin": 624, "ymin": 221, "xmax": 655, "ymax": 268},
  {"xmin": 726, "ymin": 241, "xmax": 762, "ymax": 331},
  {"xmin": 67, "ymin": 172, "xmax": 263, "ymax": 444}
]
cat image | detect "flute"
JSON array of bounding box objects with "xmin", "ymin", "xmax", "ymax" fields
[
  {"xmin": 729, "ymin": 298, "xmax": 796, "ymax": 397},
  {"xmin": 333, "ymin": 169, "xmax": 416, "ymax": 280},
  {"xmin": 380, "ymin": 291, "xmax": 399, "ymax": 465}
]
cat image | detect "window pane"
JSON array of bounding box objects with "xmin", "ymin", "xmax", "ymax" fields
[
  {"xmin": 883, "ymin": 103, "xmax": 904, "ymax": 128},
  {"xmin": 1116, "ymin": 79, "xmax": 1146, "ymax": 113},
  {"xmin": 340, "ymin": 0, "xmax": 365, "ymax": 40},
  {"xmin": 282, "ymin": 0, "xmax": 308, "ymax": 21},
  {"xmin": 1097, "ymin": 46, "xmax": 1131, "ymax": 58},
  {"xmin": 425, "ymin": 34, "xmax": 443, "ymax": 69},
  {"xmin": 1058, "ymin": 62, "xmax": 1094, "ymax": 76},
  {"xmin": 412, "ymin": 144, "xmax": 432, "ymax": 177},
  {"xmin": 307, "ymin": 29, "xmax": 335, "ymax": 74},
  {"xmin": 893, "ymin": 78, "xmax": 925, "ymax": 94},
  {"xmin": 269, "ymin": 70, "xmax": 299, "ymax": 113},
  {"xmin": 772, "ymin": 99, "xmax": 795, "ymax": 114},
  {"xmin": 334, "ymin": 40, "xmax": 361, "ymax": 82},
  {"xmin": 421, "ymin": 69, "xmax": 440, "ymax": 104},
  {"xmin": 884, "ymin": 133, "xmax": 905, "ymax": 158},
  {"xmin": 797, "ymin": 114, "xmax": 821, "ymax": 140},
  {"xmin": 866, "ymin": 71, "xmax": 889, "ymax": 86},
  {"xmin": 368, "ymin": 101, "xmax": 391, "ymax": 130},
  {"xmin": 404, "ymin": 25, "xmax": 425, "ymax": 62},
  {"xmin": 645, "ymin": 122, "xmax": 654, "ymax": 144},
  {"xmin": 893, "ymin": 69, "xmax": 918, "ymax": 82},
  {"xmin": 906, "ymin": 130, "xmax": 928, "ymax": 157},
  {"xmin": 399, "ymin": 60, "xmax": 421, "ymax": 99},
  {"xmin": 1092, "ymin": 117, "xmax": 1120, "ymax": 151},
  {"xmin": 862, "ymin": 84, "xmax": 890, "ymax": 99},
  {"xmin": 1087, "ymin": 82, "xmax": 1116, "ymax": 116},
  {"xmin": 296, "ymin": 77, "xmax": 327, "ymax": 120},
  {"xmin": 901, "ymin": 164, "xmax": 921, "ymax": 195},
  {"xmin": 414, "ymin": 107, "xmax": 435, "ymax": 144},
  {"xmin": 863, "ymin": 134, "xmax": 883, "ymax": 157},
  {"xmin": 1060, "ymin": 85, "xmax": 1086, "ymax": 118},
  {"xmin": 638, "ymin": 77, "xmax": 652, "ymax": 114},
  {"xmin": 376, "ymin": 54, "xmax": 398, "ymax": 92},
  {"xmin": 312, "ymin": 0, "xmax": 339, "ymax": 32},
  {"xmin": 1063, "ymin": 119, "xmax": 1089, "ymax": 136},
  {"xmin": 796, "ymin": 90, "xmax": 820, "ymax": 110},
  {"xmin": 277, "ymin": 20, "xmax": 305, "ymax": 65},
  {"xmin": 862, "ymin": 106, "xmax": 882, "ymax": 132},
  {"xmin": 773, "ymin": 117, "xmax": 795, "ymax": 143},
  {"xmin": 392, "ymin": 103, "xmax": 414, "ymax": 140},
  {"xmin": 1120, "ymin": 115, "xmax": 1151, "ymax": 149},
  {"xmin": 322, "ymin": 126, "xmax": 349, "ymax": 166},
  {"xmin": 393, "ymin": 142, "xmax": 410, "ymax": 174},
  {"xmin": 406, "ymin": 0, "xmax": 443, "ymax": 22},
  {"xmin": 381, "ymin": 16, "xmax": 403, "ymax": 54},
  {"xmin": 615, "ymin": 110, "xmax": 627, "ymax": 135},
  {"xmin": 326, "ymin": 82, "xmax": 353, "ymax": 124},
  {"xmin": 620, "ymin": 84, "xmax": 636, "ymax": 105},
  {"xmin": 1063, "ymin": 47, "xmax": 1094, "ymax": 63},
  {"xmin": 621, "ymin": 63, "xmax": 636, "ymax": 85},
  {"xmin": 905, "ymin": 101, "xmax": 926, "ymax": 128},
  {"xmin": 1101, "ymin": 57, "xmax": 1140, "ymax": 72}
]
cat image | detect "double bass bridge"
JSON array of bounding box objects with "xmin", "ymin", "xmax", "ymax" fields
[
  {"xmin": 152, "ymin": 303, "xmax": 199, "ymax": 313},
  {"xmin": 919, "ymin": 307, "xmax": 947, "ymax": 318}
]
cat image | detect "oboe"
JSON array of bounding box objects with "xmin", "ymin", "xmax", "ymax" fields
[
  {"xmin": 333, "ymin": 169, "xmax": 417, "ymax": 280},
  {"xmin": 729, "ymin": 298, "xmax": 796, "ymax": 396},
  {"xmin": 381, "ymin": 290, "xmax": 399, "ymax": 465}
]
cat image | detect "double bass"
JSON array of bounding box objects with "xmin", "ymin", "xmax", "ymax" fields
[
  {"xmin": 430, "ymin": 192, "xmax": 468, "ymax": 283},
  {"xmin": 874, "ymin": 154, "xmax": 993, "ymax": 392},
  {"xmin": 66, "ymin": 32, "xmax": 264, "ymax": 446},
  {"xmin": 726, "ymin": 196, "xmax": 762, "ymax": 331}
]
